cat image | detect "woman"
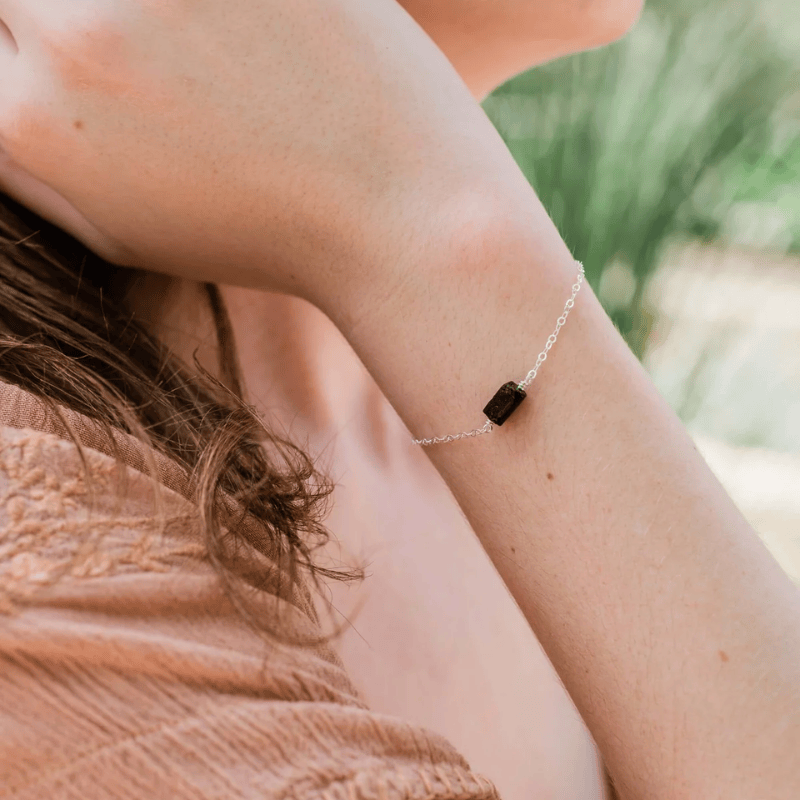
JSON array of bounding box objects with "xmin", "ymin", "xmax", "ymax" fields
[{"xmin": 1, "ymin": 2, "xmax": 798, "ymax": 800}]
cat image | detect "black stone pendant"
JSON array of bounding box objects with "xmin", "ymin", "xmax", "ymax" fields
[{"xmin": 483, "ymin": 381, "xmax": 527, "ymax": 426}]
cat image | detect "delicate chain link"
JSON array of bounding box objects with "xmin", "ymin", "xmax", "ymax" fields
[{"xmin": 411, "ymin": 261, "xmax": 585, "ymax": 446}]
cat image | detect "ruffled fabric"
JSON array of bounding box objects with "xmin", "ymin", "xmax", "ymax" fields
[{"xmin": 0, "ymin": 382, "xmax": 499, "ymax": 800}]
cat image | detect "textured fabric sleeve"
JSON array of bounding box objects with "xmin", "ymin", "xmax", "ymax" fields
[{"xmin": 0, "ymin": 424, "xmax": 500, "ymax": 800}]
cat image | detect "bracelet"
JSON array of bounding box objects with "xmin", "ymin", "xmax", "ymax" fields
[{"xmin": 411, "ymin": 261, "xmax": 585, "ymax": 446}]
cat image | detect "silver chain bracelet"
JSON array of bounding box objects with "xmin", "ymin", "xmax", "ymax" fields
[{"xmin": 411, "ymin": 261, "xmax": 585, "ymax": 446}]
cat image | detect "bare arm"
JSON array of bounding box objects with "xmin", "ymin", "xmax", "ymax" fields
[
  {"xmin": 3, "ymin": 4, "xmax": 796, "ymax": 794},
  {"xmin": 396, "ymin": 0, "xmax": 643, "ymax": 99},
  {"xmin": 320, "ymin": 198, "xmax": 800, "ymax": 799}
]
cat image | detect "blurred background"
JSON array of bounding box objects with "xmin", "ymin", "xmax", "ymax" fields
[{"xmin": 482, "ymin": 0, "xmax": 800, "ymax": 584}]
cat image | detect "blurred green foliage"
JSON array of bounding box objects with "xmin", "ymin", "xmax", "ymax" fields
[{"xmin": 482, "ymin": 0, "xmax": 800, "ymax": 359}]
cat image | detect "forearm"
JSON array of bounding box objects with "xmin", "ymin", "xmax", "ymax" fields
[{"xmin": 323, "ymin": 201, "xmax": 800, "ymax": 799}]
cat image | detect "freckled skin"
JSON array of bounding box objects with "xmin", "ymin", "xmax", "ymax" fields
[
  {"xmin": 1, "ymin": 0, "xmax": 524, "ymax": 297},
  {"xmin": 44, "ymin": 25, "xmax": 132, "ymax": 92},
  {"xmin": 38, "ymin": 23, "xmax": 178, "ymax": 112},
  {"xmin": 0, "ymin": 4, "xmax": 645, "ymax": 799}
]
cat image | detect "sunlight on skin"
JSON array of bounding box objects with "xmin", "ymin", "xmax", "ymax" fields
[{"xmin": 0, "ymin": 3, "xmax": 646, "ymax": 798}]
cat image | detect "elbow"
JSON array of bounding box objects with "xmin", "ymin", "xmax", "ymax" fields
[
  {"xmin": 497, "ymin": 0, "xmax": 646, "ymax": 87},
  {"xmin": 575, "ymin": 0, "xmax": 645, "ymax": 49}
]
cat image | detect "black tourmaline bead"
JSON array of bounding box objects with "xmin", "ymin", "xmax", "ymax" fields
[{"xmin": 483, "ymin": 381, "xmax": 527, "ymax": 426}]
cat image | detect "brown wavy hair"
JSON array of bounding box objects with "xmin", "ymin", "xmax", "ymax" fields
[{"xmin": 0, "ymin": 190, "xmax": 363, "ymax": 646}]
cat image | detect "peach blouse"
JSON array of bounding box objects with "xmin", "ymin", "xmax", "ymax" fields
[{"xmin": 0, "ymin": 381, "xmax": 498, "ymax": 800}]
